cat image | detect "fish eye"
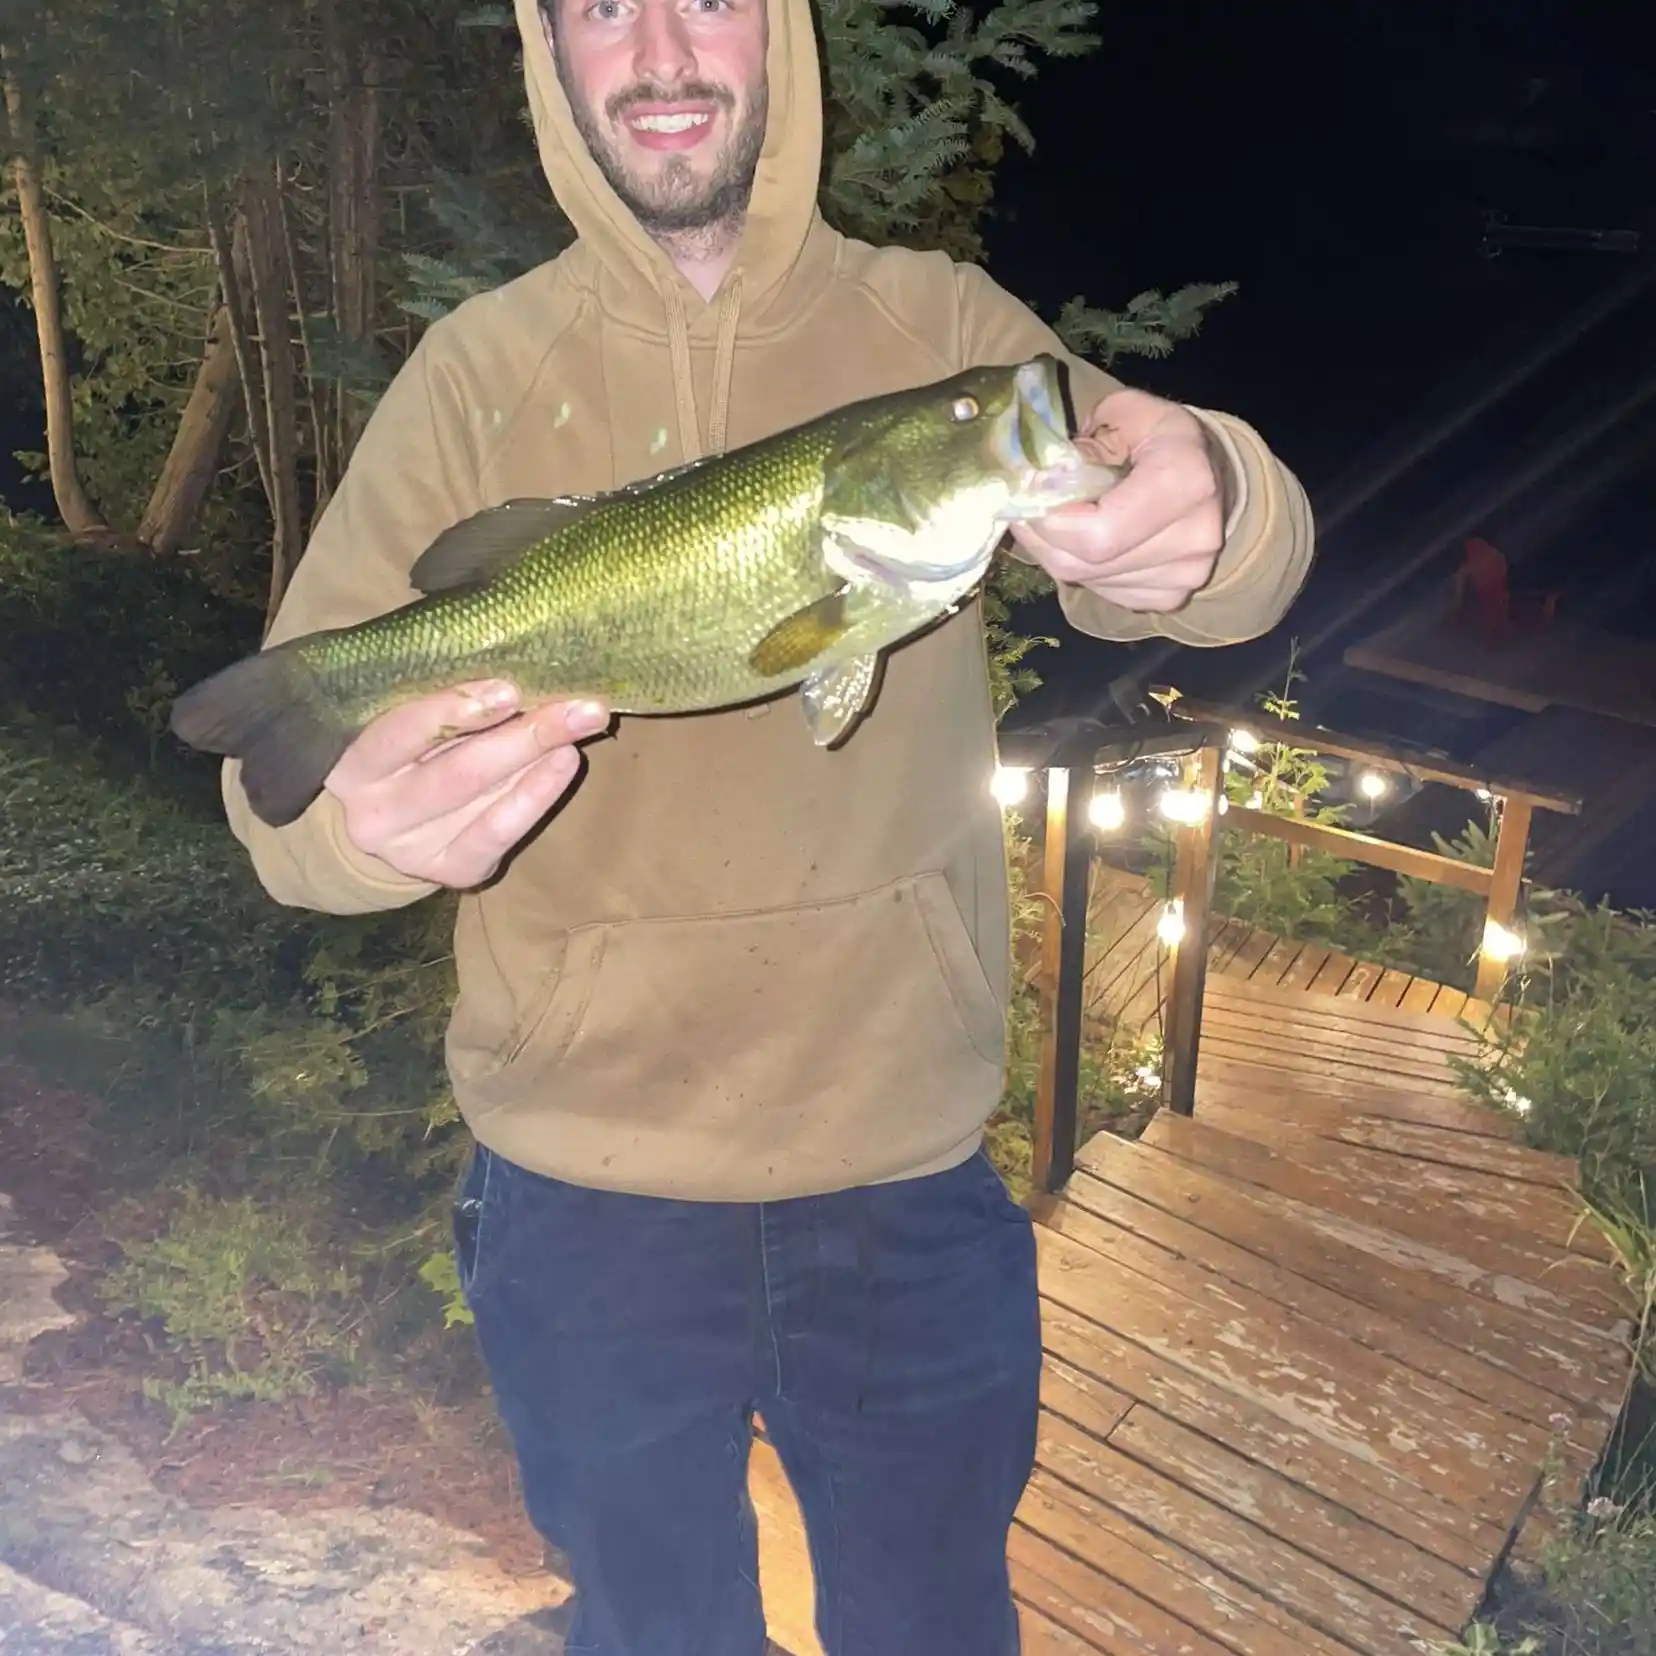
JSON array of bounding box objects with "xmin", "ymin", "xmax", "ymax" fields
[{"xmin": 950, "ymin": 395, "xmax": 980, "ymax": 423}]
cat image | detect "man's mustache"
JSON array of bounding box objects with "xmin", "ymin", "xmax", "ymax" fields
[{"xmin": 607, "ymin": 82, "xmax": 735, "ymax": 120}]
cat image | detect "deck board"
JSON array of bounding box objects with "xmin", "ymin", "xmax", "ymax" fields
[{"xmin": 753, "ymin": 970, "xmax": 1636, "ymax": 1656}]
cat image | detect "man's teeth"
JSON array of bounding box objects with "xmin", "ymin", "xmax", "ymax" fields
[{"xmin": 631, "ymin": 113, "xmax": 709, "ymax": 133}]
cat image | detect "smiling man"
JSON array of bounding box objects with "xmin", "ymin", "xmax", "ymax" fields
[{"xmin": 216, "ymin": 0, "xmax": 1313, "ymax": 1649}]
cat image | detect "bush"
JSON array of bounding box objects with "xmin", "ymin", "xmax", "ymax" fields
[{"xmin": 1455, "ymin": 896, "xmax": 1656, "ymax": 1221}]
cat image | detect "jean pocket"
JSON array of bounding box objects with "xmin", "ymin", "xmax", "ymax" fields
[{"xmin": 452, "ymin": 1143, "xmax": 500, "ymax": 1306}]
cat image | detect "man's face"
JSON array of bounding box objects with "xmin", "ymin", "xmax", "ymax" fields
[{"xmin": 547, "ymin": 0, "xmax": 770, "ymax": 237}]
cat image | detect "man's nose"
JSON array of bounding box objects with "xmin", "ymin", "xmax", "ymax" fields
[{"xmin": 632, "ymin": 0, "xmax": 697, "ymax": 86}]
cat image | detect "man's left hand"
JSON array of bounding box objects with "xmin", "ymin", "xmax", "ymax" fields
[{"xmin": 1011, "ymin": 387, "xmax": 1226, "ymax": 612}]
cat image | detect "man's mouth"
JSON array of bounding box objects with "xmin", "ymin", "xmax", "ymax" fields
[{"xmin": 628, "ymin": 111, "xmax": 711, "ymax": 134}]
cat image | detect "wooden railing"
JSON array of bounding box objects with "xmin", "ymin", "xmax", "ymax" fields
[{"xmin": 1000, "ymin": 703, "xmax": 1582, "ymax": 1195}]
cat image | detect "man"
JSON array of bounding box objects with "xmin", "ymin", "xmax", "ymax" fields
[{"xmin": 220, "ymin": 0, "xmax": 1314, "ymax": 1648}]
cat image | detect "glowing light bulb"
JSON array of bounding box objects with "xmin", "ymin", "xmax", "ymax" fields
[
  {"xmin": 1089, "ymin": 789, "xmax": 1125, "ymax": 831},
  {"xmin": 1229, "ymin": 728, "xmax": 1260, "ymax": 755},
  {"xmin": 991, "ymin": 765, "xmax": 1029, "ymax": 807},
  {"xmin": 1157, "ymin": 788, "xmax": 1209, "ymax": 825},
  {"xmin": 1156, "ymin": 900, "xmax": 1186, "ymax": 947},
  {"xmin": 1357, "ymin": 771, "xmax": 1389, "ymax": 801},
  {"xmin": 1482, "ymin": 918, "xmax": 1526, "ymax": 963}
]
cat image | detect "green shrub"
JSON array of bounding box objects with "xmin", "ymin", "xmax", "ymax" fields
[
  {"xmin": 97, "ymin": 1181, "xmax": 369, "ymax": 1428},
  {"xmin": 1455, "ymin": 896, "xmax": 1656, "ymax": 1221}
]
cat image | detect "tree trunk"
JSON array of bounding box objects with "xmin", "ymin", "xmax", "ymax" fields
[
  {"xmin": 325, "ymin": 0, "xmax": 382, "ymax": 477},
  {"xmin": 206, "ymin": 202, "xmax": 274, "ymax": 510},
  {"xmin": 240, "ymin": 162, "xmax": 305, "ymax": 627},
  {"xmin": 136, "ymin": 292, "xmax": 244, "ymax": 555},
  {"xmin": 2, "ymin": 48, "xmax": 110, "ymax": 540}
]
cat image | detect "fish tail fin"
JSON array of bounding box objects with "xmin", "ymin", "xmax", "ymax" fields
[{"xmin": 169, "ymin": 643, "xmax": 357, "ymax": 829}]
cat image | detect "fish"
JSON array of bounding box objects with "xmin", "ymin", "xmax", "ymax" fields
[{"xmin": 169, "ymin": 353, "xmax": 1124, "ymax": 828}]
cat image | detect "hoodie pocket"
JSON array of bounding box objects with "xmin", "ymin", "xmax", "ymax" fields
[{"xmin": 456, "ymin": 871, "xmax": 1006, "ymax": 1118}]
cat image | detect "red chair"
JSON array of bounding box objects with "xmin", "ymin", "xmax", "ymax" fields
[{"xmin": 1450, "ymin": 536, "xmax": 1561, "ymax": 645}]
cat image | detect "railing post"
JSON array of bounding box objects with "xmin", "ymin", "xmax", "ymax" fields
[
  {"xmin": 1475, "ymin": 793, "xmax": 1534, "ymax": 1003},
  {"xmin": 1161, "ymin": 743, "xmax": 1224, "ymax": 1117},
  {"xmin": 1032, "ymin": 763, "xmax": 1095, "ymax": 1193}
]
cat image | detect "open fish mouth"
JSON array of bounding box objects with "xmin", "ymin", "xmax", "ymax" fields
[{"xmin": 993, "ymin": 355, "xmax": 1120, "ymax": 518}]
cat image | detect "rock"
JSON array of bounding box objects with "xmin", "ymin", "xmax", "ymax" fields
[
  {"xmin": 0, "ymin": 1195, "xmax": 76, "ymax": 1385},
  {"xmin": 1, "ymin": 1404, "xmax": 568, "ymax": 1655},
  {"xmin": 0, "ymin": 1559, "xmax": 160, "ymax": 1655}
]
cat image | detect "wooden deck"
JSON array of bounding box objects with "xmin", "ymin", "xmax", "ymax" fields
[
  {"xmin": 1080, "ymin": 861, "xmax": 1507, "ymax": 1039},
  {"xmin": 748, "ymin": 964, "xmax": 1638, "ymax": 1656}
]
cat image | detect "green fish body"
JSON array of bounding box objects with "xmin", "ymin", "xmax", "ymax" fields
[{"xmin": 170, "ymin": 354, "xmax": 1121, "ymax": 827}]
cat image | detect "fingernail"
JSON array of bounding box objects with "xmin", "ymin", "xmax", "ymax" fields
[{"xmin": 565, "ymin": 700, "xmax": 609, "ymax": 736}]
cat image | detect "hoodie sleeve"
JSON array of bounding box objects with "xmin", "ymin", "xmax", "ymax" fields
[
  {"xmin": 218, "ymin": 326, "xmax": 484, "ymax": 916},
  {"xmin": 954, "ymin": 262, "xmax": 1315, "ymax": 647}
]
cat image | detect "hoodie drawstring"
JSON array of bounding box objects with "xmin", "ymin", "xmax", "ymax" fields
[
  {"xmin": 707, "ymin": 273, "xmax": 742, "ymax": 457},
  {"xmin": 663, "ymin": 273, "xmax": 744, "ymax": 464}
]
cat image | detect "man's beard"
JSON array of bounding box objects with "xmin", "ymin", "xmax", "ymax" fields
[{"xmin": 563, "ymin": 74, "xmax": 768, "ymax": 237}]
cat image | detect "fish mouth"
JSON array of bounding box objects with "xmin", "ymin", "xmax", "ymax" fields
[{"xmin": 993, "ymin": 355, "xmax": 1121, "ymax": 519}]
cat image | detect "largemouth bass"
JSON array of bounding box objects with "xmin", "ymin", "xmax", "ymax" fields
[{"xmin": 170, "ymin": 354, "xmax": 1122, "ymax": 827}]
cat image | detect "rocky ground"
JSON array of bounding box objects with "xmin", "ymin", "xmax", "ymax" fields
[{"xmin": 0, "ymin": 1052, "xmax": 573, "ymax": 1656}]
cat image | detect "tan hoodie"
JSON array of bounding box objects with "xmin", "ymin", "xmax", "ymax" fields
[{"xmin": 220, "ymin": 0, "xmax": 1314, "ymax": 1200}]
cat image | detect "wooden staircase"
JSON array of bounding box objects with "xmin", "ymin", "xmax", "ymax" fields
[{"xmin": 747, "ymin": 950, "xmax": 1638, "ymax": 1656}]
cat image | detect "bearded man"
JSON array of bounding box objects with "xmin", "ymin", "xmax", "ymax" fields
[{"xmin": 217, "ymin": 0, "xmax": 1314, "ymax": 1649}]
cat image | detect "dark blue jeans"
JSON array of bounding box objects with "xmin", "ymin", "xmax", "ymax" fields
[{"xmin": 453, "ymin": 1142, "xmax": 1041, "ymax": 1656}]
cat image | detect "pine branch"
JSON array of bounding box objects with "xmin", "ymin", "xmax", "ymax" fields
[{"xmin": 1055, "ymin": 281, "xmax": 1239, "ymax": 369}]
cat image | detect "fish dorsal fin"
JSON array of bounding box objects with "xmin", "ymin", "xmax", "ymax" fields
[{"xmin": 409, "ymin": 496, "xmax": 599, "ymax": 594}]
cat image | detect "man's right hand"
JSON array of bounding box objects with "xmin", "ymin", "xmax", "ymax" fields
[{"xmin": 323, "ymin": 682, "xmax": 610, "ymax": 889}]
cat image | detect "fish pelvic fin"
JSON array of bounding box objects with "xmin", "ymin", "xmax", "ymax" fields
[
  {"xmin": 748, "ymin": 589, "xmax": 851, "ymax": 677},
  {"xmin": 169, "ymin": 643, "xmax": 355, "ymax": 829},
  {"xmin": 800, "ymin": 652, "xmax": 882, "ymax": 747}
]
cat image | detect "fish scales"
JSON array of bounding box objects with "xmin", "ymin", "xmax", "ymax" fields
[{"xmin": 168, "ymin": 357, "xmax": 1125, "ymax": 828}]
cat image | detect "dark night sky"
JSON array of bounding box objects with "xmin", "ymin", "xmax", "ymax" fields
[
  {"xmin": 981, "ymin": 0, "xmax": 1656, "ymax": 735},
  {"xmin": 6, "ymin": 0, "xmax": 1655, "ymax": 738}
]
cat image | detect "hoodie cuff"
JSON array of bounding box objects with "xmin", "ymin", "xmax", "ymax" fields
[
  {"xmin": 1056, "ymin": 403, "xmax": 1315, "ymax": 647},
  {"xmin": 223, "ymin": 759, "xmax": 440, "ymax": 917}
]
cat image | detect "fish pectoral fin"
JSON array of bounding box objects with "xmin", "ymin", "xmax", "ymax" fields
[
  {"xmin": 408, "ymin": 496, "xmax": 599, "ymax": 594},
  {"xmin": 799, "ymin": 653, "xmax": 881, "ymax": 748},
  {"xmin": 748, "ymin": 589, "xmax": 852, "ymax": 676}
]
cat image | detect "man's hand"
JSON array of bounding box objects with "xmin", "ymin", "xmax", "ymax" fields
[
  {"xmin": 1011, "ymin": 387, "xmax": 1225, "ymax": 611},
  {"xmin": 324, "ymin": 682, "xmax": 610, "ymax": 889}
]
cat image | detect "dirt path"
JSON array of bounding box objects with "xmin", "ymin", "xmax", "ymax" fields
[{"xmin": 0, "ymin": 1057, "xmax": 571, "ymax": 1655}]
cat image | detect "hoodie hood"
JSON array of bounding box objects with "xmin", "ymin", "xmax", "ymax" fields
[{"xmin": 512, "ymin": 0, "xmax": 828, "ymax": 457}]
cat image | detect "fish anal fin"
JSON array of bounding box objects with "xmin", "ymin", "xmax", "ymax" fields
[
  {"xmin": 409, "ymin": 496, "xmax": 598, "ymax": 594},
  {"xmin": 800, "ymin": 653, "xmax": 882, "ymax": 748},
  {"xmin": 748, "ymin": 589, "xmax": 851, "ymax": 677}
]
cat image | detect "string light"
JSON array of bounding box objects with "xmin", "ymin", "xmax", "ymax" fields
[
  {"xmin": 991, "ymin": 765, "xmax": 1030, "ymax": 807},
  {"xmin": 1156, "ymin": 899, "xmax": 1186, "ymax": 947},
  {"xmin": 1157, "ymin": 788, "xmax": 1209, "ymax": 825},
  {"xmin": 1229, "ymin": 728, "xmax": 1260, "ymax": 755},
  {"xmin": 1088, "ymin": 788, "xmax": 1126, "ymax": 831},
  {"xmin": 1357, "ymin": 770, "xmax": 1390, "ymax": 801},
  {"xmin": 1482, "ymin": 918, "xmax": 1526, "ymax": 963}
]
